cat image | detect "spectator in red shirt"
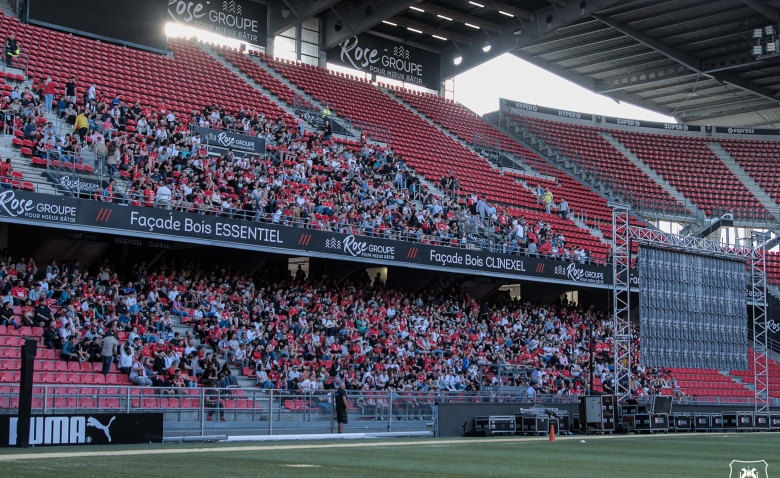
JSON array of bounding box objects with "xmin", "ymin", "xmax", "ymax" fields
[
  {"xmin": 42, "ymin": 77, "xmax": 56, "ymax": 114},
  {"xmin": 10, "ymin": 280, "xmax": 27, "ymax": 305}
]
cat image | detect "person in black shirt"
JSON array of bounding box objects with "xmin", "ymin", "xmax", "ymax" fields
[
  {"xmin": 324, "ymin": 119, "xmax": 332, "ymax": 139},
  {"xmin": 4, "ymin": 34, "xmax": 18, "ymax": 67},
  {"xmin": 42, "ymin": 322, "xmax": 61, "ymax": 349},
  {"xmin": 0, "ymin": 302, "xmax": 19, "ymax": 329},
  {"xmin": 34, "ymin": 302, "xmax": 52, "ymax": 328},
  {"xmin": 65, "ymin": 77, "xmax": 77, "ymax": 104},
  {"xmin": 335, "ymin": 380, "xmax": 348, "ymax": 433}
]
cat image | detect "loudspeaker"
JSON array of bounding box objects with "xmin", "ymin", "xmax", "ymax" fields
[{"xmin": 652, "ymin": 396, "xmax": 673, "ymax": 415}]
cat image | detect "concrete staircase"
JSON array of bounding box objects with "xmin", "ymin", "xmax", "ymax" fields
[
  {"xmin": 200, "ymin": 45, "xmax": 305, "ymax": 123},
  {"xmin": 707, "ymin": 141, "xmax": 779, "ymax": 215},
  {"xmin": 245, "ymin": 53, "xmax": 364, "ymax": 141},
  {"xmin": 382, "ymin": 87, "xmax": 550, "ymax": 181},
  {"xmin": 600, "ymin": 131, "xmax": 700, "ymax": 216},
  {"xmin": 511, "ymin": 173, "xmax": 611, "ymax": 248},
  {"xmin": 164, "ymin": 310, "xmax": 256, "ymax": 389},
  {"xmin": 0, "ymin": 0, "xmax": 15, "ymax": 18}
]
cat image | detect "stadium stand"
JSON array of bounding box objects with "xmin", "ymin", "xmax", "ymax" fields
[
  {"xmin": 731, "ymin": 348, "xmax": 780, "ymax": 399},
  {"xmin": 250, "ymin": 52, "xmax": 611, "ymax": 260},
  {"xmin": 0, "ymin": 9, "xmax": 777, "ymax": 409},
  {"xmin": 517, "ymin": 116, "xmax": 687, "ymax": 216},
  {"xmin": 388, "ymin": 89, "xmax": 621, "ymax": 236},
  {"xmin": 610, "ymin": 131, "xmax": 770, "ymax": 219},
  {"xmin": 719, "ymin": 139, "xmax": 780, "ymax": 206},
  {"xmin": 0, "ymin": 249, "xmax": 683, "ymax": 401},
  {"xmin": 0, "ymin": 9, "xmax": 609, "ymax": 263}
]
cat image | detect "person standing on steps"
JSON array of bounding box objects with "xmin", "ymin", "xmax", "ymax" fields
[
  {"xmin": 65, "ymin": 76, "xmax": 77, "ymax": 105},
  {"xmin": 335, "ymin": 380, "xmax": 348, "ymax": 433},
  {"xmin": 4, "ymin": 34, "xmax": 19, "ymax": 68},
  {"xmin": 99, "ymin": 332, "xmax": 118, "ymax": 375},
  {"xmin": 43, "ymin": 78, "xmax": 56, "ymax": 114}
]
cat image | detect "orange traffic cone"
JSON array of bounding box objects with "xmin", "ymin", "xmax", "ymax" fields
[{"xmin": 549, "ymin": 424, "xmax": 556, "ymax": 442}]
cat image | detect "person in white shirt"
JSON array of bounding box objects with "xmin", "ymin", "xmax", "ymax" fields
[
  {"xmin": 156, "ymin": 181, "xmax": 172, "ymax": 209},
  {"xmin": 163, "ymin": 350, "xmax": 180, "ymax": 369},
  {"xmin": 118, "ymin": 345, "xmax": 134, "ymax": 374}
]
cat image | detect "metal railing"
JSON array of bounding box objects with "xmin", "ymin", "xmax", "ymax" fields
[
  {"xmin": 0, "ymin": 386, "xmax": 435, "ymax": 436},
  {"xmin": 0, "ymin": 384, "xmax": 772, "ymax": 437}
]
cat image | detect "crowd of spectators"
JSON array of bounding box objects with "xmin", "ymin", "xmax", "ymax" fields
[
  {"xmin": 2, "ymin": 74, "xmax": 598, "ymax": 263},
  {"xmin": 0, "ymin": 248, "xmax": 674, "ymax": 400}
]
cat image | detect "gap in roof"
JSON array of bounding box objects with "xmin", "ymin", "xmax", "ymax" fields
[{"xmin": 455, "ymin": 53, "xmax": 677, "ymax": 122}]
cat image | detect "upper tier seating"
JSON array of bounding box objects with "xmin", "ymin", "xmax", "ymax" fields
[
  {"xmin": 390, "ymin": 89, "xmax": 624, "ymax": 237},
  {"xmin": 611, "ymin": 131, "xmax": 769, "ymax": 219},
  {"xmin": 255, "ymin": 53, "xmax": 610, "ymax": 259},
  {"xmin": 519, "ymin": 116, "xmax": 686, "ymax": 216},
  {"xmin": 1, "ymin": 14, "xmax": 294, "ymax": 128},
  {"xmin": 720, "ymin": 139, "xmax": 780, "ymax": 207}
]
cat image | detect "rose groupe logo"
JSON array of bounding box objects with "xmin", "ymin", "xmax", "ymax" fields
[
  {"xmin": 393, "ymin": 46, "xmax": 410, "ymax": 59},
  {"xmin": 324, "ymin": 235, "xmax": 395, "ymax": 260},
  {"xmin": 222, "ymin": 0, "xmax": 242, "ymax": 14}
]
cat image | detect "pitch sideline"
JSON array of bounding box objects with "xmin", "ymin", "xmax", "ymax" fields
[{"xmin": 0, "ymin": 432, "xmax": 722, "ymax": 461}]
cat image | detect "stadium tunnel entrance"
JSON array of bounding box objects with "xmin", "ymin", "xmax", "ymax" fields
[{"xmin": 7, "ymin": 223, "xmax": 615, "ymax": 310}]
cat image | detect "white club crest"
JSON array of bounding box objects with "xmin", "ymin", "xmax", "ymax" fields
[{"xmin": 730, "ymin": 460, "xmax": 768, "ymax": 478}]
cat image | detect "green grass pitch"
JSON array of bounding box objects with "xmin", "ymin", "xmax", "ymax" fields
[{"xmin": 0, "ymin": 433, "xmax": 777, "ymax": 477}]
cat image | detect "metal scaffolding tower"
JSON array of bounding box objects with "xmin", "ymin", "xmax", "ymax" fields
[
  {"xmin": 749, "ymin": 231, "xmax": 770, "ymax": 418},
  {"xmin": 611, "ymin": 209, "xmax": 769, "ymax": 412},
  {"xmin": 611, "ymin": 205, "xmax": 632, "ymax": 402}
]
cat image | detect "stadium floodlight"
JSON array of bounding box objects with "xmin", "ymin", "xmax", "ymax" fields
[
  {"xmin": 469, "ymin": 1, "xmax": 485, "ymax": 7},
  {"xmin": 482, "ymin": 43, "xmax": 492, "ymax": 52},
  {"xmin": 766, "ymin": 41, "xmax": 777, "ymax": 53},
  {"xmin": 454, "ymin": 56, "xmax": 463, "ymax": 65},
  {"xmin": 753, "ymin": 45, "xmax": 764, "ymax": 56},
  {"xmin": 765, "ymin": 25, "xmax": 776, "ymax": 36},
  {"xmin": 753, "ymin": 28, "xmax": 764, "ymax": 38}
]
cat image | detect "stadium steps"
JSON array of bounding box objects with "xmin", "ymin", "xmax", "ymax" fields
[
  {"xmin": 707, "ymin": 142, "xmax": 780, "ymax": 215},
  {"xmin": 0, "ymin": 0, "xmax": 14, "ymax": 17},
  {"xmin": 599, "ymin": 131, "xmax": 699, "ymax": 215},
  {"xmin": 510, "ymin": 173, "xmax": 611, "ymax": 248},
  {"xmin": 200, "ymin": 45, "xmax": 306, "ymax": 125},
  {"xmin": 245, "ymin": 52, "xmax": 365, "ymax": 141},
  {"xmin": 165, "ymin": 310, "xmax": 257, "ymax": 389},
  {"xmin": 382, "ymin": 87, "xmax": 549, "ymax": 181},
  {"xmin": 249, "ymin": 54, "xmax": 323, "ymax": 108}
]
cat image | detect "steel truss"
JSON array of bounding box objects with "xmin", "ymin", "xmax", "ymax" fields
[
  {"xmin": 612, "ymin": 206, "xmax": 632, "ymax": 402},
  {"xmin": 749, "ymin": 232, "xmax": 770, "ymax": 418},
  {"xmin": 611, "ymin": 210, "xmax": 768, "ymax": 413}
]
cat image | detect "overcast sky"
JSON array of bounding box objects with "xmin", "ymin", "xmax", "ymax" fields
[{"xmin": 454, "ymin": 53, "xmax": 676, "ymax": 122}]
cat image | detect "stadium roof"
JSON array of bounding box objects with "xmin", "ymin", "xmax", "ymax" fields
[{"xmin": 305, "ymin": 0, "xmax": 780, "ymax": 128}]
